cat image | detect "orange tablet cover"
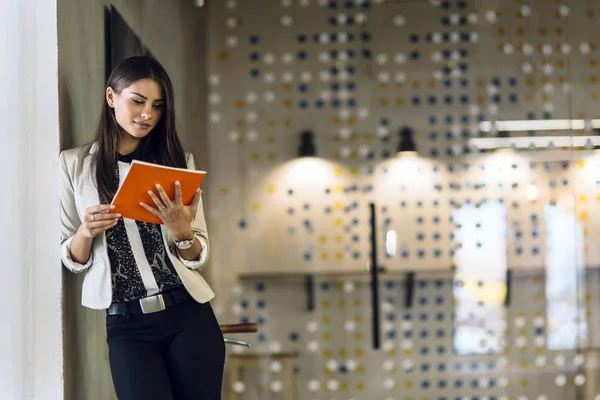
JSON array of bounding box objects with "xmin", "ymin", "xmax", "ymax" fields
[{"xmin": 111, "ymin": 160, "xmax": 206, "ymax": 224}]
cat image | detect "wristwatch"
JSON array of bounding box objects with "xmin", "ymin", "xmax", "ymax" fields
[{"xmin": 174, "ymin": 236, "xmax": 195, "ymax": 250}]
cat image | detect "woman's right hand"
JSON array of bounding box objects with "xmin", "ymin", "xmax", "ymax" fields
[{"xmin": 78, "ymin": 204, "xmax": 121, "ymax": 239}]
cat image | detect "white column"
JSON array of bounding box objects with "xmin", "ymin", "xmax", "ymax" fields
[{"xmin": 0, "ymin": 0, "xmax": 63, "ymax": 399}]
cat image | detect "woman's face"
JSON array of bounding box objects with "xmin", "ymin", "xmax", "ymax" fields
[{"xmin": 106, "ymin": 78, "xmax": 165, "ymax": 140}]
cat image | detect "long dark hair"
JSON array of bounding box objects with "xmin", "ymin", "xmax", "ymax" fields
[{"xmin": 93, "ymin": 55, "xmax": 187, "ymax": 203}]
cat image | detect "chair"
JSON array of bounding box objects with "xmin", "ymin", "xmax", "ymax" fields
[{"xmin": 220, "ymin": 322, "xmax": 258, "ymax": 348}]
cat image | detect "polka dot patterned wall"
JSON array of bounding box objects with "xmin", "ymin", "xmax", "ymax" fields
[
  {"xmin": 219, "ymin": 273, "xmax": 593, "ymax": 399},
  {"xmin": 208, "ymin": 1, "xmax": 600, "ymax": 398}
]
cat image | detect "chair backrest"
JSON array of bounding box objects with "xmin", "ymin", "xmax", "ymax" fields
[
  {"xmin": 221, "ymin": 322, "xmax": 258, "ymax": 348},
  {"xmin": 220, "ymin": 322, "xmax": 258, "ymax": 334}
]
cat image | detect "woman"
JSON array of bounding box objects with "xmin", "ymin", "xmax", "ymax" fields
[{"xmin": 59, "ymin": 56, "xmax": 225, "ymax": 399}]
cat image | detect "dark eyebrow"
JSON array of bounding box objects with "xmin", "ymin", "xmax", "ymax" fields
[{"xmin": 131, "ymin": 92, "xmax": 164, "ymax": 102}]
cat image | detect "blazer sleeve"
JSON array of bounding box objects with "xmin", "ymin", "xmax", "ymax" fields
[
  {"xmin": 172, "ymin": 152, "xmax": 210, "ymax": 270},
  {"xmin": 60, "ymin": 151, "xmax": 93, "ymax": 273}
]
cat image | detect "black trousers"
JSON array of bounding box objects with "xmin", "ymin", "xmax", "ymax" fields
[{"xmin": 106, "ymin": 298, "xmax": 225, "ymax": 400}]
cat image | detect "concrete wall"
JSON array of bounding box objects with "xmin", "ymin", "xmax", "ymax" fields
[{"xmin": 57, "ymin": 1, "xmax": 209, "ymax": 398}]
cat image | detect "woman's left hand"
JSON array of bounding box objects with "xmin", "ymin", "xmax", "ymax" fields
[{"xmin": 140, "ymin": 182, "xmax": 201, "ymax": 240}]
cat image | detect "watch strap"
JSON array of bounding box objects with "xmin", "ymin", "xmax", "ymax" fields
[{"xmin": 174, "ymin": 236, "xmax": 195, "ymax": 250}]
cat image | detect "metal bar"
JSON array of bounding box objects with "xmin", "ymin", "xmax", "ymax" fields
[
  {"xmin": 305, "ymin": 274, "xmax": 315, "ymax": 311},
  {"xmin": 504, "ymin": 269, "xmax": 512, "ymax": 306},
  {"xmin": 404, "ymin": 271, "xmax": 415, "ymax": 307},
  {"xmin": 369, "ymin": 203, "xmax": 381, "ymax": 350},
  {"xmin": 224, "ymin": 338, "xmax": 251, "ymax": 348}
]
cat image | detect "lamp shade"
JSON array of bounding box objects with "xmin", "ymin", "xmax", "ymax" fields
[
  {"xmin": 397, "ymin": 126, "xmax": 417, "ymax": 155},
  {"xmin": 299, "ymin": 130, "xmax": 316, "ymax": 157}
]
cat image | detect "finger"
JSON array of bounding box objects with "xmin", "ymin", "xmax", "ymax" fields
[
  {"xmin": 87, "ymin": 212, "xmax": 121, "ymax": 222},
  {"xmin": 147, "ymin": 190, "xmax": 166, "ymax": 211},
  {"xmin": 104, "ymin": 220, "xmax": 119, "ymax": 231},
  {"xmin": 88, "ymin": 218, "xmax": 119, "ymax": 231},
  {"xmin": 174, "ymin": 181, "xmax": 182, "ymax": 205},
  {"xmin": 155, "ymin": 184, "xmax": 173, "ymax": 207},
  {"xmin": 140, "ymin": 202, "xmax": 162, "ymax": 217},
  {"xmin": 189, "ymin": 189, "xmax": 201, "ymax": 211},
  {"xmin": 87, "ymin": 204, "xmax": 116, "ymax": 214}
]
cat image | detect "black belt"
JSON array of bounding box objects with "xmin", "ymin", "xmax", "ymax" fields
[{"xmin": 107, "ymin": 286, "xmax": 191, "ymax": 315}]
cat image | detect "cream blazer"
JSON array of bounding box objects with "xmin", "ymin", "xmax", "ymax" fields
[{"xmin": 59, "ymin": 143, "xmax": 215, "ymax": 309}]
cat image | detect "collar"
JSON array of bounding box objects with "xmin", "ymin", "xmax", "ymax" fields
[
  {"xmin": 88, "ymin": 141, "xmax": 98, "ymax": 155},
  {"xmin": 118, "ymin": 145, "xmax": 143, "ymax": 163},
  {"xmin": 88, "ymin": 142, "xmax": 143, "ymax": 163}
]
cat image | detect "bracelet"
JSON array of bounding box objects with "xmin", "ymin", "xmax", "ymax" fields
[{"xmin": 174, "ymin": 236, "xmax": 195, "ymax": 250}]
